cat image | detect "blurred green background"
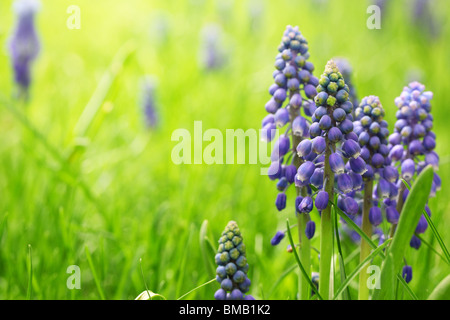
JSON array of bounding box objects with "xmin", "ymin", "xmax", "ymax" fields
[{"xmin": 0, "ymin": 0, "xmax": 449, "ymax": 299}]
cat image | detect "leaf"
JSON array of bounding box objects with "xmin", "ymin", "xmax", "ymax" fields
[
  {"xmin": 85, "ymin": 246, "xmax": 106, "ymax": 300},
  {"xmin": 427, "ymin": 275, "xmax": 450, "ymax": 300},
  {"xmin": 402, "ymin": 180, "xmax": 450, "ymax": 265},
  {"xmin": 199, "ymin": 220, "xmax": 215, "ymax": 278},
  {"xmin": 285, "ymin": 219, "xmax": 323, "ymax": 300},
  {"xmin": 333, "ymin": 239, "xmax": 391, "ymax": 300},
  {"xmin": 373, "ymin": 165, "xmax": 434, "ymax": 300}
]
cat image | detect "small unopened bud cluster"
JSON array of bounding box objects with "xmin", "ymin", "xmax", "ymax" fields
[{"xmin": 214, "ymin": 221, "xmax": 254, "ymax": 300}]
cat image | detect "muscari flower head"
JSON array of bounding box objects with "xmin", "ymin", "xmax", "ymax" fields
[
  {"xmin": 295, "ymin": 60, "xmax": 366, "ymax": 217},
  {"xmin": 199, "ymin": 23, "xmax": 227, "ymax": 70},
  {"xmin": 140, "ymin": 76, "xmax": 159, "ymax": 128},
  {"xmin": 262, "ymin": 25, "xmax": 319, "ymax": 216},
  {"xmin": 214, "ymin": 221, "xmax": 254, "ymax": 300},
  {"xmin": 388, "ymin": 82, "xmax": 438, "ymax": 248},
  {"xmin": 9, "ymin": 0, "xmax": 41, "ymax": 99},
  {"xmin": 353, "ymin": 96, "xmax": 398, "ymax": 227}
]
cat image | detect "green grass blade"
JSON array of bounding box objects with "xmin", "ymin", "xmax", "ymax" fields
[
  {"xmin": 333, "ymin": 201, "xmax": 350, "ymax": 300},
  {"xmin": 285, "ymin": 219, "xmax": 323, "ymax": 300},
  {"xmin": 427, "ymin": 275, "xmax": 450, "ymax": 300},
  {"xmin": 199, "ymin": 220, "xmax": 215, "ymax": 278},
  {"xmin": 333, "ymin": 239, "xmax": 391, "ymax": 300},
  {"xmin": 176, "ymin": 278, "xmax": 216, "ymax": 300},
  {"xmin": 27, "ymin": 244, "xmax": 33, "ymax": 300},
  {"xmin": 85, "ymin": 246, "xmax": 106, "ymax": 300},
  {"xmin": 402, "ymin": 179, "xmax": 450, "ymax": 264},
  {"xmin": 267, "ymin": 264, "xmax": 297, "ymax": 299},
  {"xmin": 415, "ymin": 234, "xmax": 450, "ymax": 266},
  {"xmin": 374, "ymin": 165, "xmax": 434, "ymax": 300}
]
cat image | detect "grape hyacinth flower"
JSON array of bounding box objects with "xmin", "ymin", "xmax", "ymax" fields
[
  {"xmin": 388, "ymin": 82, "xmax": 439, "ymax": 247},
  {"xmin": 262, "ymin": 25, "xmax": 319, "ymax": 300},
  {"xmin": 295, "ymin": 59, "xmax": 362, "ymax": 299},
  {"xmin": 9, "ymin": 0, "xmax": 41, "ymax": 100},
  {"xmin": 352, "ymin": 95, "xmax": 393, "ymax": 299},
  {"xmin": 214, "ymin": 221, "xmax": 254, "ymax": 300},
  {"xmin": 199, "ymin": 23, "xmax": 227, "ymax": 71},
  {"xmin": 140, "ymin": 76, "xmax": 159, "ymax": 128}
]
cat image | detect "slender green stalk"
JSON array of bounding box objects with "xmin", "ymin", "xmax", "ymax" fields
[
  {"xmin": 319, "ymin": 141, "xmax": 334, "ymax": 300},
  {"xmin": 358, "ymin": 179, "xmax": 373, "ymax": 300},
  {"xmin": 297, "ymin": 212, "xmax": 311, "ymax": 299}
]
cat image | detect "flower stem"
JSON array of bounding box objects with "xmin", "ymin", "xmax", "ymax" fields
[
  {"xmin": 297, "ymin": 211, "xmax": 311, "ymax": 299},
  {"xmin": 389, "ymin": 181, "xmax": 406, "ymax": 238},
  {"xmin": 319, "ymin": 139, "xmax": 334, "ymax": 300},
  {"xmin": 358, "ymin": 179, "xmax": 373, "ymax": 300}
]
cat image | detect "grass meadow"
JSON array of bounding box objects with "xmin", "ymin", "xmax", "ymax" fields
[{"xmin": 0, "ymin": 0, "xmax": 449, "ymax": 300}]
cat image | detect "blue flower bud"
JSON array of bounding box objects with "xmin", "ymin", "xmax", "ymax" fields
[
  {"xmin": 342, "ymin": 139, "xmax": 361, "ymax": 159},
  {"xmin": 410, "ymin": 234, "xmax": 421, "ymax": 249},
  {"xmin": 337, "ymin": 173, "xmax": 353, "ymax": 194},
  {"xmin": 305, "ymin": 221, "xmax": 316, "ymax": 239},
  {"xmin": 292, "ymin": 116, "xmax": 308, "ymax": 136},
  {"xmin": 319, "ymin": 115, "xmax": 332, "ymax": 130},
  {"xmin": 415, "ymin": 215, "xmax": 428, "ymax": 234},
  {"xmin": 276, "ymin": 177, "xmax": 288, "ymax": 191},
  {"xmin": 268, "ymin": 161, "xmax": 282, "ymax": 180},
  {"xmin": 298, "ymin": 196, "xmax": 314, "ymax": 213},
  {"xmin": 349, "ymin": 156, "xmax": 367, "ymax": 175},
  {"xmin": 310, "ymin": 168, "xmax": 324, "ymax": 188},
  {"xmin": 297, "ymin": 161, "xmax": 315, "ymax": 182},
  {"xmin": 329, "ymin": 153, "xmax": 345, "ymax": 174},
  {"xmin": 339, "ymin": 119, "xmax": 354, "ymax": 134},
  {"xmin": 297, "ymin": 139, "xmax": 312, "ymax": 158},
  {"xmin": 328, "ymin": 127, "xmax": 343, "ymax": 143},
  {"xmin": 349, "ymin": 171, "xmax": 363, "ymax": 190},
  {"xmin": 214, "ymin": 289, "xmax": 227, "ymax": 300},
  {"xmin": 402, "ymin": 265, "xmax": 412, "ymax": 283},
  {"xmin": 309, "ymin": 122, "xmax": 322, "ymax": 138},
  {"xmin": 369, "ymin": 206, "xmax": 383, "ymax": 226},
  {"xmin": 311, "ymin": 136, "xmax": 326, "ymax": 154},
  {"xmin": 271, "ymin": 231, "xmax": 285, "ymax": 246},
  {"xmin": 389, "ymin": 145, "xmax": 404, "ymax": 162},
  {"xmin": 371, "ymin": 153, "xmax": 385, "ymax": 168},
  {"xmin": 315, "ymin": 191, "xmax": 329, "ymax": 210},
  {"xmin": 275, "ymin": 193, "xmax": 287, "ymax": 211},
  {"xmin": 284, "ymin": 165, "xmax": 297, "ymax": 183},
  {"xmin": 401, "ymin": 159, "xmax": 415, "ymax": 181},
  {"xmin": 386, "ymin": 206, "xmax": 400, "ymax": 224},
  {"xmin": 274, "ymin": 108, "xmax": 289, "ymax": 127},
  {"xmin": 343, "ymin": 196, "xmax": 359, "ymax": 215}
]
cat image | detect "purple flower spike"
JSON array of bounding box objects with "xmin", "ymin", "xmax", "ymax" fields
[
  {"xmin": 315, "ymin": 191, "xmax": 329, "ymax": 210},
  {"xmin": 305, "ymin": 221, "xmax": 316, "ymax": 240},
  {"xmin": 369, "ymin": 206, "xmax": 383, "ymax": 226},
  {"xmin": 329, "ymin": 153, "xmax": 345, "ymax": 174},
  {"xmin": 297, "ymin": 161, "xmax": 316, "ymax": 182},
  {"xmin": 9, "ymin": 0, "xmax": 41, "ymax": 98},
  {"xmin": 270, "ymin": 231, "xmax": 285, "ymax": 246},
  {"xmin": 386, "ymin": 206, "xmax": 400, "ymax": 224}
]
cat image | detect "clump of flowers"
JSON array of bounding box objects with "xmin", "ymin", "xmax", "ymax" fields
[
  {"xmin": 214, "ymin": 221, "xmax": 254, "ymax": 300},
  {"xmin": 388, "ymin": 81, "xmax": 439, "ymax": 248},
  {"xmin": 9, "ymin": 0, "xmax": 41, "ymax": 100}
]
